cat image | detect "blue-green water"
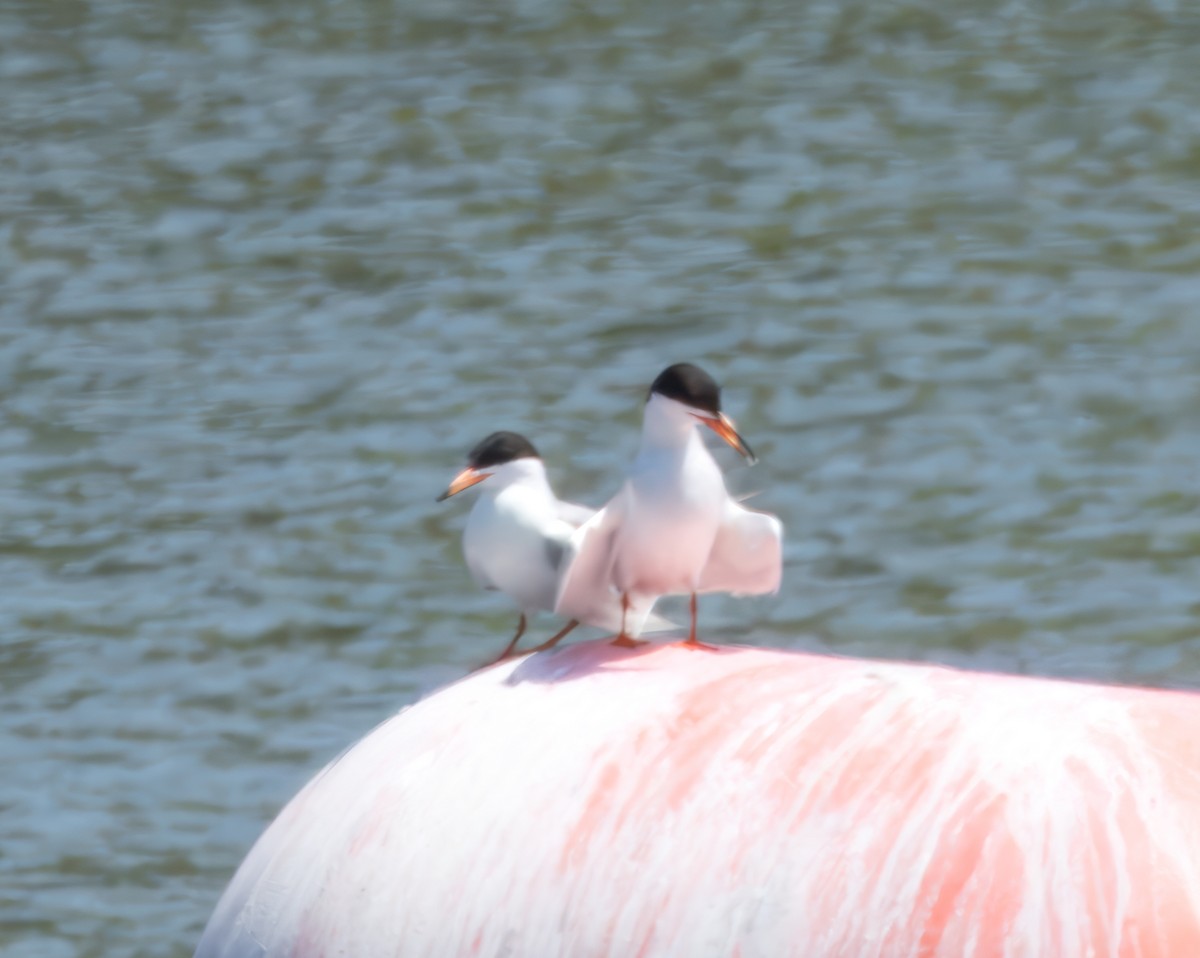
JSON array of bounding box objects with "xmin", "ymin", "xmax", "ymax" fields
[{"xmin": 5, "ymin": 0, "xmax": 1200, "ymax": 954}]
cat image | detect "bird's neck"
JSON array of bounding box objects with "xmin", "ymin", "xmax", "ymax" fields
[{"xmin": 638, "ymin": 395, "xmax": 699, "ymax": 456}]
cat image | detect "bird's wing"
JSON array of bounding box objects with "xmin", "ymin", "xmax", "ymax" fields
[
  {"xmin": 556, "ymin": 499, "xmax": 595, "ymax": 529},
  {"xmin": 554, "ymin": 492, "xmax": 625, "ymax": 629},
  {"xmin": 697, "ymin": 499, "xmax": 784, "ymax": 596},
  {"xmin": 553, "ymin": 491, "xmax": 678, "ymax": 636}
]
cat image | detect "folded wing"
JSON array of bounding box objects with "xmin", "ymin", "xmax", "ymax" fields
[{"xmin": 698, "ymin": 500, "xmax": 783, "ymax": 596}]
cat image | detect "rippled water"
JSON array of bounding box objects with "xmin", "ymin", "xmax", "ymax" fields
[{"xmin": 5, "ymin": 0, "xmax": 1200, "ymax": 953}]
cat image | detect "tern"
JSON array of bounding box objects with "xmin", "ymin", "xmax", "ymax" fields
[
  {"xmin": 437, "ymin": 430, "xmax": 670, "ymax": 665},
  {"xmin": 555, "ymin": 363, "xmax": 783, "ymax": 648}
]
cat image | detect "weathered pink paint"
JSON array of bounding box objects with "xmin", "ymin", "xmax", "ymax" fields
[{"xmin": 196, "ymin": 641, "xmax": 1200, "ymax": 958}]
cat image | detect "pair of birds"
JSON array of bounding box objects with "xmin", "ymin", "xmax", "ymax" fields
[{"xmin": 437, "ymin": 363, "xmax": 784, "ymax": 665}]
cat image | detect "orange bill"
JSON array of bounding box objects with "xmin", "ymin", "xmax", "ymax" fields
[
  {"xmin": 696, "ymin": 412, "xmax": 757, "ymax": 464},
  {"xmin": 436, "ymin": 467, "xmax": 490, "ymax": 501}
]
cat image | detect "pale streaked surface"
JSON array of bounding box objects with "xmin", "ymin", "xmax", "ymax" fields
[{"xmin": 196, "ymin": 640, "xmax": 1200, "ymax": 957}]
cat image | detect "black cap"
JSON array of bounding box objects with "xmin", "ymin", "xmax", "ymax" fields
[
  {"xmin": 466, "ymin": 431, "xmax": 540, "ymax": 469},
  {"xmin": 648, "ymin": 363, "xmax": 721, "ymax": 416}
]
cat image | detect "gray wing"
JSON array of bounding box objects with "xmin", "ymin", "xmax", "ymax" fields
[
  {"xmin": 697, "ymin": 499, "xmax": 784, "ymax": 596},
  {"xmin": 542, "ymin": 499, "xmax": 595, "ymax": 577}
]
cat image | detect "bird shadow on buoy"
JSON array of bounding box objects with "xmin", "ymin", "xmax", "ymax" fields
[{"xmin": 502, "ymin": 637, "xmax": 740, "ymax": 687}]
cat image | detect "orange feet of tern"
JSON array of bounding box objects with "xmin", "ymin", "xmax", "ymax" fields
[
  {"xmin": 680, "ymin": 594, "xmax": 717, "ymax": 651},
  {"xmin": 610, "ymin": 593, "xmax": 649, "ymax": 648}
]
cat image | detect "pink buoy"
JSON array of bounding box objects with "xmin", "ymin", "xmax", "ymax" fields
[{"xmin": 196, "ymin": 640, "xmax": 1200, "ymax": 957}]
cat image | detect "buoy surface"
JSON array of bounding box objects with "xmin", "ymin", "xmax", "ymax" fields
[{"xmin": 196, "ymin": 641, "xmax": 1200, "ymax": 958}]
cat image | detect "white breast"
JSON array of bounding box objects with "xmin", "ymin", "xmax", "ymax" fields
[
  {"xmin": 463, "ymin": 486, "xmax": 566, "ymax": 613},
  {"xmin": 612, "ymin": 437, "xmax": 727, "ymax": 596}
]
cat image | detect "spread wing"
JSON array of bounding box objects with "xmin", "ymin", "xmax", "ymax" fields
[
  {"xmin": 697, "ymin": 499, "xmax": 783, "ymax": 596},
  {"xmin": 553, "ymin": 494, "xmax": 623, "ymax": 630},
  {"xmin": 553, "ymin": 490, "xmax": 674, "ymax": 635}
]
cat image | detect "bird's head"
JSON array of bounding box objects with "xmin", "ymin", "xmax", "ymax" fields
[
  {"xmin": 647, "ymin": 363, "xmax": 756, "ymax": 464},
  {"xmin": 436, "ymin": 431, "xmax": 541, "ymax": 501}
]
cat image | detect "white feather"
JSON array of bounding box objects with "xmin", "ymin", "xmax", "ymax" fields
[{"xmin": 698, "ymin": 499, "xmax": 783, "ymax": 596}]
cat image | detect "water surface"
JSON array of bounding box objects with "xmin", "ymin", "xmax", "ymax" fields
[{"xmin": 5, "ymin": 1, "xmax": 1200, "ymax": 954}]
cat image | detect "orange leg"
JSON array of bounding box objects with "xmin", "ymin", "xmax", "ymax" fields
[
  {"xmin": 528, "ymin": 619, "xmax": 579, "ymax": 654},
  {"xmin": 474, "ymin": 613, "xmax": 527, "ymax": 671},
  {"xmin": 681, "ymin": 594, "xmax": 715, "ymax": 650},
  {"xmin": 611, "ymin": 593, "xmax": 647, "ymax": 648}
]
